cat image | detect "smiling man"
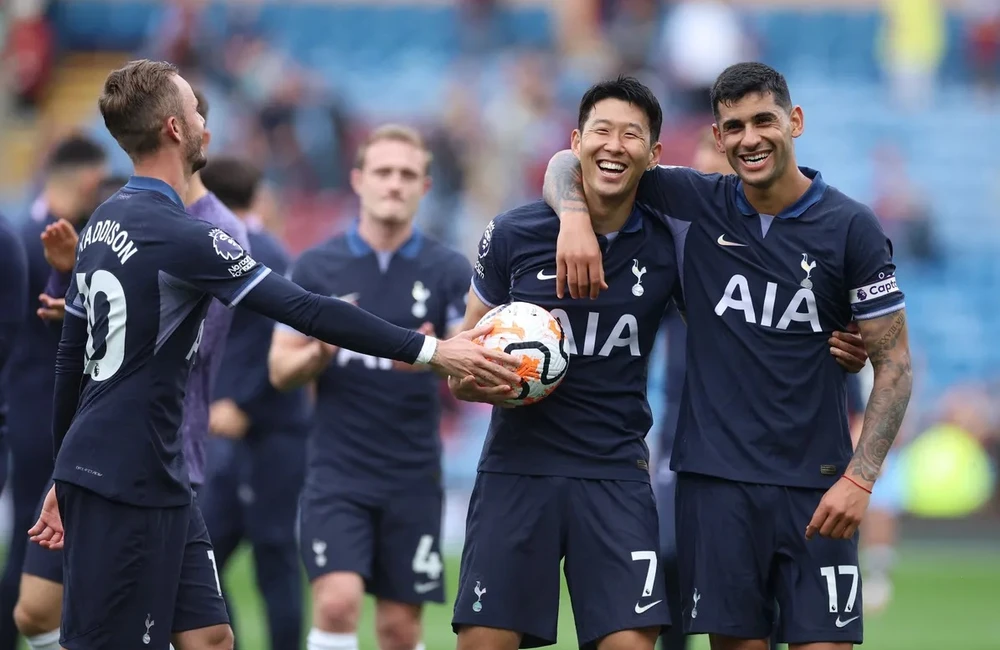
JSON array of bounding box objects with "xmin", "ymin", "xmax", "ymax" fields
[{"xmin": 542, "ymin": 62, "xmax": 912, "ymax": 650}]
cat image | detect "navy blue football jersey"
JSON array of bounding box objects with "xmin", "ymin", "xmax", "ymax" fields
[
  {"xmin": 475, "ymin": 200, "xmax": 679, "ymax": 482},
  {"xmin": 288, "ymin": 226, "xmax": 471, "ymax": 494},
  {"xmin": 56, "ymin": 176, "xmax": 270, "ymax": 506},
  {"xmin": 634, "ymin": 166, "xmax": 904, "ymax": 489}
]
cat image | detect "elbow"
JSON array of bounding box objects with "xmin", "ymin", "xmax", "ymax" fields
[{"xmin": 267, "ymin": 356, "xmax": 293, "ymax": 392}]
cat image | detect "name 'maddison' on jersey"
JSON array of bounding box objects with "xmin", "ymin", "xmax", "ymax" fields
[
  {"xmin": 634, "ymin": 166, "xmax": 905, "ymax": 489},
  {"xmin": 474, "ymin": 200, "xmax": 679, "ymax": 481},
  {"xmin": 54, "ymin": 177, "xmax": 270, "ymax": 507}
]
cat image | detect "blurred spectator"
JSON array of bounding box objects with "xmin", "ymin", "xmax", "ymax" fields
[
  {"xmin": 3, "ymin": 0, "xmax": 53, "ymax": 113},
  {"xmin": 965, "ymin": 3, "xmax": 1000, "ymax": 95},
  {"xmin": 878, "ymin": 0, "xmax": 946, "ymax": 109},
  {"xmin": 870, "ymin": 143, "xmax": 940, "ymax": 266}
]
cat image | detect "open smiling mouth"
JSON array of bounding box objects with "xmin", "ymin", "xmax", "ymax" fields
[
  {"xmin": 597, "ymin": 160, "xmax": 627, "ymax": 177},
  {"xmin": 738, "ymin": 151, "xmax": 771, "ymax": 171}
]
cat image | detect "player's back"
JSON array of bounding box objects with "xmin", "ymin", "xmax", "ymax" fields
[
  {"xmin": 57, "ymin": 177, "xmax": 268, "ymax": 506},
  {"xmin": 474, "ymin": 201, "xmax": 679, "ymax": 482},
  {"xmin": 289, "ymin": 226, "xmax": 471, "ymax": 495},
  {"xmin": 635, "ymin": 166, "xmax": 902, "ymax": 489}
]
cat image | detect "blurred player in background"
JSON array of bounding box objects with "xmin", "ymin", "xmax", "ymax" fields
[
  {"xmin": 543, "ymin": 63, "xmax": 908, "ymax": 650},
  {"xmin": 199, "ymin": 156, "xmax": 310, "ymax": 650},
  {"xmin": 0, "ymin": 210, "xmax": 28, "ymax": 495},
  {"xmin": 270, "ymin": 124, "xmax": 473, "ymax": 650},
  {"xmin": 0, "ymin": 135, "xmax": 107, "ymax": 650}
]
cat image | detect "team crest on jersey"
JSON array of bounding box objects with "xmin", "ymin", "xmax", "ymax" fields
[
  {"xmin": 799, "ymin": 253, "xmax": 817, "ymax": 289},
  {"xmin": 209, "ymin": 228, "xmax": 244, "ymax": 261},
  {"xmin": 412, "ymin": 281, "xmax": 431, "ymax": 319},
  {"xmin": 479, "ymin": 219, "xmax": 495, "ymax": 260}
]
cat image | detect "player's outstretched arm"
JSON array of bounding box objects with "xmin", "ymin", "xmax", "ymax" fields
[
  {"xmin": 240, "ymin": 272, "xmax": 522, "ymax": 387},
  {"xmin": 807, "ymin": 309, "xmax": 911, "ymax": 540},
  {"xmin": 446, "ymin": 289, "xmax": 519, "ymax": 406},
  {"xmin": 542, "ymin": 150, "xmax": 606, "ymax": 300}
]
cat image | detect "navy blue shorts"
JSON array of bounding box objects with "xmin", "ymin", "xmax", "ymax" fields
[
  {"xmin": 56, "ymin": 481, "xmax": 189, "ymax": 650},
  {"xmin": 22, "ymin": 478, "xmax": 63, "ymax": 583},
  {"xmin": 452, "ymin": 473, "xmax": 669, "ymax": 648},
  {"xmin": 675, "ymin": 473, "xmax": 863, "ymax": 644},
  {"xmin": 171, "ymin": 492, "xmax": 230, "ymax": 632},
  {"xmin": 298, "ymin": 482, "xmax": 445, "ymax": 604}
]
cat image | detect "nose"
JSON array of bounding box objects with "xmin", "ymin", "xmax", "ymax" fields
[
  {"xmin": 602, "ymin": 133, "xmax": 626, "ymax": 154},
  {"xmin": 742, "ymin": 125, "xmax": 763, "ymax": 150}
]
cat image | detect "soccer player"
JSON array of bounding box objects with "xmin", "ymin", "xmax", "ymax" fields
[
  {"xmin": 0, "ymin": 211, "xmax": 28, "ymax": 495},
  {"xmin": 542, "ymin": 63, "xmax": 912, "ymax": 650},
  {"xmin": 26, "ymin": 59, "xmax": 520, "ymax": 650},
  {"xmin": 268, "ymin": 124, "xmax": 471, "ymax": 650},
  {"xmin": 199, "ymin": 156, "xmax": 309, "ymax": 650},
  {"xmin": 0, "ymin": 135, "xmax": 107, "ymax": 650}
]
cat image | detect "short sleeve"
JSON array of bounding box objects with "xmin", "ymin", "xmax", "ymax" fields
[
  {"xmin": 443, "ymin": 252, "xmax": 473, "ymax": 331},
  {"xmin": 471, "ymin": 216, "xmax": 511, "ymax": 308},
  {"xmin": 635, "ymin": 165, "xmax": 714, "ymax": 222},
  {"xmin": 177, "ymin": 221, "xmax": 271, "ymax": 308},
  {"xmin": 845, "ymin": 209, "xmax": 905, "ymax": 320}
]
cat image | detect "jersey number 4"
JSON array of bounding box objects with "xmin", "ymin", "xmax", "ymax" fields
[
  {"xmin": 411, "ymin": 534, "xmax": 443, "ymax": 581},
  {"xmin": 76, "ymin": 270, "xmax": 128, "ymax": 382}
]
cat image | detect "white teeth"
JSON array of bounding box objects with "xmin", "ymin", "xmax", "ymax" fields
[
  {"xmin": 742, "ymin": 152, "xmax": 769, "ymax": 163},
  {"xmin": 598, "ymin": 162, "xmax": 626, "ymax": 172}
]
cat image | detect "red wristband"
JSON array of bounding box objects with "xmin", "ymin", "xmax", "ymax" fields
[{"xmin": 841, "ymin": 475, "xmax": 872, "ymax": 494}]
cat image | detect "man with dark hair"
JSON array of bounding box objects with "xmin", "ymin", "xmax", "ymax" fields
[
  {"xmin": 199, "ymin": 156, "xmax": 308, "ymax": 650},
  {"xmin": 543, "ymin": 62, "xmax": 911, "ymax": 650},
  {"xmin": 26, "ymin": 59, "xmax": 518, "ymax": 650},
  {"xmin": 0, "ymin": 134, "xmax": 107, "ymax": 650}
]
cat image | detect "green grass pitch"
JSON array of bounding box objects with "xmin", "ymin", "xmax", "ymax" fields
[{"xmin": 217, "ymin": 544, "xmax": 1000, "ymax": 650}]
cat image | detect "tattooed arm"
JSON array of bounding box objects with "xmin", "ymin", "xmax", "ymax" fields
[
  {"xmin": 848, "ymin": 309, "xmax": 913, "ymax": 483},
  {"xmin": 542, "ymin": 150, "xmax": 605, "ymax": 299}
]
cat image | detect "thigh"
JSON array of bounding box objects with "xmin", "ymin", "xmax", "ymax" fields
[
  {"xmin": 199, "ymin": 446, "xmax": 245, "ymax": 565},
  {"xmin": 563, "ymin": 479, "xmax": 670, "ymax": 647},
  {"xmin": 56, "ymin": 481, "xmax": 187, "ymax": 650},
  {"xmin": 298, "ymin": 491, "xmax": 375, "ymax": 584},
  {"xmin": 22, "ymin": 478, "xmax": 64, "ymax": 583},
  {"xmin": 371, "ymin": 484, "xmax": 445, "ymax": 605},
  {"xmin": 246, "ymin": 434, "xmax": 306, "ymax": 546},
  {"xmin": 172, "ymin": 497, "xmax": 231, "ymax": 633},
  {"xmin": 674, "ymin": 473, "xmax": 776, "ymax": 639},
  {"xmin": 774, "ymin": 488, "xmax": 863, "ymax": 646},
  {"xmin": 451, "ymin": 472, "xmax": 563, "ymax": 649}
]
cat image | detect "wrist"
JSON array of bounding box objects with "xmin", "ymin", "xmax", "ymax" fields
[
  {"xmin": 415, "ymin": 335, "xmax": 438, "ymax": 365},
  {"xmin": 841, "ymin": 475, "xmax": 873, "ymax": 494}
]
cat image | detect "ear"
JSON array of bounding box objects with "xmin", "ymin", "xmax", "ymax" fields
[
  {"xmin": 202, "ymin": 127, "xmax": 212, "ymax": 149},
  {"xmin": 422, "ymin": 174, "xmax": 432, "ymax": 196},
  {"xmin": 712, "ymin": 124, "xmax": 725, "ymax": 154},
  {"xmin": 648, "ymin": 141, "xmax": 662, "ymax": 169},
  {"xmin": 790, "ymin": 105, "xmax": 804, "ymax": 139},
  {"xmin": 570, "ymin": 129, "xmax": 582, "ymax": 157},
  {"xmin": 166, "ymin": 115, "xmax": 183, "ymax": 145},
  {"xmin": 349, "ymin": 167, "xmax": 362, "ymax": 195}
]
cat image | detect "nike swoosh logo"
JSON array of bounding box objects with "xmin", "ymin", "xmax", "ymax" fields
[
  {"xmin": 537, "ymin": 270, "xmax": 558, "ymax": 280},
  {"xmin": 717, "ymin": 234, "xmax": 747, "ymax": 247},
  {"xmin": 835, "ymin": 615, "xmax": 859, "ymax": 628},
  {"xmin": 634, "ymin": 599, "xmax": 663, "ymax": 614},
  {"xmin": 414, "ymin": 582, "xmax": 440, "ymax": 594},
  {"xmin": 336, "ymin": 292, "xmax": 359, "ymax": 303}
]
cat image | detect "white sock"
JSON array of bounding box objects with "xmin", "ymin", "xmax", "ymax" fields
[
  {"xmin": 414, "ymin": 643, "xmax": 426, "ymax": 650},
  {"xmin": 25, "ymin": 629, "xmax": 61, "ymax": 650},
  {"xmin": 307, "ymin": 628, "xmax": 358, "ymax": 650}
]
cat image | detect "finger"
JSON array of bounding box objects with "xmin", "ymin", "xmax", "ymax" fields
[
  {"xmin": 458, "ymin": 375, "xmax": 478, "ymax": 389},
  {"xmin": 829, "ymin": 336, "xmax": 867, "ymax": 360},
  {"xmin": 805, "ymin": 505, "xmax": 828, "ymax": 540},
  {"xmin": 842, "ymin": 521, "xmax": 861, "ymax": 540},
  {"xmin": 565, "ymin": 261, "xmax": 579, "ymax": 300},
  {"xmin": 479, "ymin": 347, "xmax": 521, "ymax": 370},
  {"xmin": 27, "ymin": 520, "xmax": 45, "ymax": 537},
  {"xmin": 819, "ymin": 510, "xmax": 842, "ymax": 538},
  {"xmin": 462, "ymin": 322, "xmax": 495, "ymax": 341},
  {"xmin": 556, "ymin": 258, "xmax": 567, "ymax": 300},
  {"xmin": 831, "ymin": 330, "xmax": 865, "ymax": 346},
  {"xmin": 829, "ymin": 518, "xmax": 851, "ymax": 540},
  {"xmin": 576, "ymin": 262, "xmax": 590, "ymax": 301},
  {"xmin": 589, "ymin": 260, "xmax": 602, "ymax": 300},
  {"xmin": 479, "ymin": 358, "xmax": 522, "ymax": 387},
  {"xmin": 37, "ymin": 309, "xmax": 62, "ymax": 321}
]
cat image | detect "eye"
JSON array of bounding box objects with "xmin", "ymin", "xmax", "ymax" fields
[{"xmin": 594, "ymin": 128, "xmax": 610, "ymax": 135}]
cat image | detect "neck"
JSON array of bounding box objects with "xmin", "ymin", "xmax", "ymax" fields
[
  {"xmin": 184, "ymin": 172, "xmax": 209, "ymax": 206},
  {"xmin": 357, "ymin": 214, "xmax": 414, "ymax": 252},
  {"xmin": 583, "ymin": 185, "xmax": 635, "ymax": 235},
  {"xmin": 42, "ymin": 185, "xmax": 80, "ymax": 224},
  {"xmin": 743, "ymin": 165, "xmax": 812, "ymax": 216},
  {"xmin": 133, "ymin": 153, "xmax": 189, "ymax": 203}
]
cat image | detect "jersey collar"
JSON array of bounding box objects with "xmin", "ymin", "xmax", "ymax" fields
[
  {"xmin": 346, "ymin": 223, "xmax": 423, "ymax": 259},
  {"xmin": 124, "ymin": 176, "xmax": 185, "ymax": 208},
  {"xmin": 734, "ymin": 167, "xmax": 827, "ymax": 219}
]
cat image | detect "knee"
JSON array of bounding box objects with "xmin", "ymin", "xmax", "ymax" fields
[
  {"xmin": 375, "ymin": 605, "xmax": 421, "ymax": 650},
  {"xmin": 175, "ymin": 624, "xmax": 235, "ymax": 650},
  {"xmin": 14, "ymin": 598, "xmax": 59, "ymax": 637},
  {"xmin": 313, "ymin": 580, "xmax": 362, "ymax": 632}
]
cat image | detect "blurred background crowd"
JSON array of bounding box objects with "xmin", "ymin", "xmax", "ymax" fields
[{"xmin": 0, "ymin": 1, "xmax": 998, "ymax": 646}]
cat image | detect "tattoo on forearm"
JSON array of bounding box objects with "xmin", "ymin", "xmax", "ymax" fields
[
  {"xmin": 542, "ymin": 151, "xmax": 588, "ymax": 215},
  {"xmin": 849, "ymin": 310, "xmax": 912, "ymax": 483}
]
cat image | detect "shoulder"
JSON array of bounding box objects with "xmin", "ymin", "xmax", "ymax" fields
[
  {"xmin": 820, "ymin": 184, "xmax": 883, "ymax": 232},
  {"xmin": 292, "ymin": 234, "xmax": 349, "ymax": 273},
  {"xmin": 644, "ymin": 164, "xmax": 729, "ymax": 190},
  {"xmin": 419, "ymin": 235, "xmax": 471, "ymax": 270},
  {"xmin": 485, "ymin": 200, "xmax": 557, "ymax": 242}
]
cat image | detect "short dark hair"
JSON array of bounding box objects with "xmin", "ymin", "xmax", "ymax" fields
[
  {"xmin": 710, "ymin": 62, "xmax": 792, "ymax": 121},
  {"xmin": 578, "ymin": 75, "xmax": 662, "ymax": 143},
  {"xmin": 199, "ymin": 156, "xmax": 262, "ymax": 211},
  {"xmin": 97, "ymin": 175, "xmax": 129, "ymax": 203},
  {"xmin": 46, "ymin": 135, "xmax": 106, "ymax": 173},
  {"xmin": 98, "ymin": 59, "xmax": 183, "ymax": 160},
  {"xmin": 194, "ymin": 88, "xmax": 209, "ymax": 121}
]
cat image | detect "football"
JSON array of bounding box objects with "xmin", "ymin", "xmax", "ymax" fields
[{"xmin": 475, "ymin": 301, "xmax": 570, "ymax": 406}]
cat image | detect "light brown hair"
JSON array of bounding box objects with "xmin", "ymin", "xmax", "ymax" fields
[
  {"xmin": 98, "ymin": 59, "xmax": 183, "ymax": 161},
  {"xmin": 354, "ymin": 124, "xmax": 432, "ymax": 174}
]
